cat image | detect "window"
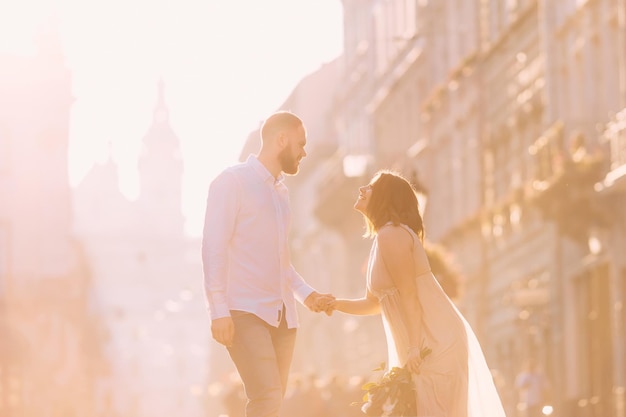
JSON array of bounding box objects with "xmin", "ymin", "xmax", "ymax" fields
[
  {"xmin": 622, "ymin": 268, "xmax": 626, "ymax": 390},
  {"xmin": 577, "ymin": 264, "xmax": 613, "ymax": 416},
  {"xmin": 0, "ymin": 224, "xmax": 8, "ymax": 298},
  {"xmin": 0, "ymin": 123, "xmax": 10, "ymax": 174}
]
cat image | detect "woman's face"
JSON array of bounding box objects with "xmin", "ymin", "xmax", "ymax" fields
[{"xmin": 354, "ymin": 183, "xmax": 373, "ymax": 214}]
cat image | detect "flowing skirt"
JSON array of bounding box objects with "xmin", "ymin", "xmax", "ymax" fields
[{"xmin": 377, "ymin": 271, "xmax": 506, "ymax": 417}]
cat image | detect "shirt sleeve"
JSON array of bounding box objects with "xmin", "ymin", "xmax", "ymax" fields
[
  {"xmin": 202, "ymin": 170, "xmax": 239, "ymax": 320},
  {"xmin": 289, "ymin": 265, "xmax": 316, "ymax": 304}
]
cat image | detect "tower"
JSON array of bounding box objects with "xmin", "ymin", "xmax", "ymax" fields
[{"xmin": 136, "ymin": 80, "xmax": 185, "ymax": 237}]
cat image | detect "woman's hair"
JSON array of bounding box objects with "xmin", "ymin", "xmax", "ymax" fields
[{"xmin": 362, "ymin": 169, "xmax": 425, "ymax": 241}]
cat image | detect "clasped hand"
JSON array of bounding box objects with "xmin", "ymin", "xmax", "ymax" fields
[
  {"xmin": 212, "ymin": 293, "xmax": 337, "ymax": 347},
  {"xmin": 304, "ymin": 292, "xmax": 336, "ymax": 316}
]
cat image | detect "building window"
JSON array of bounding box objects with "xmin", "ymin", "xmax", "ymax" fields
[
  {"xmin": 607, "ymin": 109, "xmax": 626, "ymax": 170},
  {"xmin": 0, "ymin": 224, "xmax": 8, "ymax": 297},
  {"xmin": 622, "ymin": 267, "xmax": 626, "ymax": 389},
  {"xmin": 493, "ymin": 131, "xmax": 511, "ymax": 201},
  {"xmin": 0, "ymin": 124, "xmax": 10, "ymax": 175},
  {"xmin": 373, "ymin": 0, "xmax": 418, "ymax": 75},
  {"xmin": 577, "ymin": 263, "xmax": 613, "ymax": 416},
  {"xmin": 484, "ymin": 148, "xmax": 495, "ymax": 207}
]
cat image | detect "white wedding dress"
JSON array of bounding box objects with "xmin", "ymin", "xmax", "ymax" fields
[{"xmin": 367, "ymin": 224, "xmax": 507, "ymax": 417}]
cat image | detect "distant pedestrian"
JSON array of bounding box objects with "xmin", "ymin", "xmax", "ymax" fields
[{"xmin": 515, "ymin": 358, "xmax": 550, "ymax": 417}]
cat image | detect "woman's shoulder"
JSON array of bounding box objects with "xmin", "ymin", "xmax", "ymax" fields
[
  {"xmin": 377, "ymin": 223, "xmax": 414, "ymax": 248},
  {"xmin": 378, "ymin": 222, "xmax": 414, "ymax": 237}
]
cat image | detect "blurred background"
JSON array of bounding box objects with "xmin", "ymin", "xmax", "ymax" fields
[{"xmin": 1, "ymin": 0, "xmax": 626, "ymax": 416}]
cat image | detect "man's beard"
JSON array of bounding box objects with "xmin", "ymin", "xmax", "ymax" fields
[{"xmin": 278, "ymin": 147, "xmax": 299, "ymax": 175}]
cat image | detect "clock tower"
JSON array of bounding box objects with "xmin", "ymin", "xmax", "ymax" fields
[{"xmin": 136, "ymin": 80, "xmax": 185, "ymax": 238}]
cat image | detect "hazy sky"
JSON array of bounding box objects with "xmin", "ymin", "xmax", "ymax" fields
[{"xmin": 0, "ymin": 0, "xmax": 344, "ymax": 236}]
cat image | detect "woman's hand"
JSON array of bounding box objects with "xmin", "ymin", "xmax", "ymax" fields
[
  {"xmin": 323, "ymin": 299, "xmax": 337, "ymax": 316},
  {"xmin": 406, "ymin": 346, "xmax": 425, "ymax": 374},
  {"xmin": 304, "ymin": 292, "xmax": 335, "ymax": 315}
]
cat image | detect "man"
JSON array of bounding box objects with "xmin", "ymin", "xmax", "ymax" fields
[{"xmin": 202, "ymin": 111, "xmax": 332, "ymax": 417}]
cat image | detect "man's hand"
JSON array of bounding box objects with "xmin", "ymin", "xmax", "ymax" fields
[
  {"xmin": 211, "ymin": 316, "xmax": 235, "ymax": 347},
  {"xmin": 304, "ymin": 292, "xmax": 335, "ymax": 316}
]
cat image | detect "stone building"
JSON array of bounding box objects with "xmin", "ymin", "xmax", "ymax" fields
[
  {"xmin": 72, "ymin": 81, "xmax": 208, "ymax": 417},
  {"xmin": 315, "ymin": 1, "xmax": 626, "ymax": 416},
  {"xmin": 0, "ymin": 20, "xmax": 107, "ymax": 417}
]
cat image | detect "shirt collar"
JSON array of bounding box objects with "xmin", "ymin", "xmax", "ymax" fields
[{"xmin": 247, "ymin": 154, "xmax": 284, "ymax": 185}]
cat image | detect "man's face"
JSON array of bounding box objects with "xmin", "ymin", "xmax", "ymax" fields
[{"xmin": 278, "ymin": 125, "xmax": 307, "ymax": 175}]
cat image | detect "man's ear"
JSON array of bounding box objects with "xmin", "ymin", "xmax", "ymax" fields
[{"xmin": 276, "ymin": 132, "xmax": 288, "ymax": 149}]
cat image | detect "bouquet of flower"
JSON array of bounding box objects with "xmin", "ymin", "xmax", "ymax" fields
[{"xmin": 355, "ymin": 346, "xmax": 432, "ymax": 417}]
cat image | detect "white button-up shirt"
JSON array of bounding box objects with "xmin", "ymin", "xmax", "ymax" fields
[{"xmin": 202, "ymin": 155, "xmax": 315, "ymax": 328}]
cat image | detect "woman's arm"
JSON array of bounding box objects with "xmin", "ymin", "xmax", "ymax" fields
[
  {"xmin": 332, "ymin": 288, "xmax": 380, "ymax": 316},
  {"xmin": 377, "ymin": 226, "xmax": 424, "ymax": 364}
]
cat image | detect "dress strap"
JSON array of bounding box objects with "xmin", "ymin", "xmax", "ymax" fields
[
  {"xmin": 398, "ymin": 223, "xmax": 417, "ymax": 240},
  {"xmin": 379, "ymin": 222, "xmax": 417, "ymax": 241}
]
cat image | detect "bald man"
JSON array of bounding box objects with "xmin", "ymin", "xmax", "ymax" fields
[{"xmin": 202, "ymin": 111, "xmax": 333, "ymax": 417}]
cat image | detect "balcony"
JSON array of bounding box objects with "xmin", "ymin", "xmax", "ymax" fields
[
  {"xmin": 527, "ymin": 122, "xmax": 608, "ymax": 242},
  {"xmin": 313, "ymin": 151, "xmax": 365, "ymax": 235},
  {"xmin": 598, "ymin": 107, "xmax": 626, "ymax": 193}
]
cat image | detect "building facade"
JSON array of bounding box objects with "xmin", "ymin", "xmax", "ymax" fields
[
  {"xmin": 72, "ymin": 81, "xmax": 208, "ymax": 417},
  {"xmin": 309, "ymin": 1, "xmax": 626, "ymax": 416},
  {"xmin": 0, "ymin": 20, "xmax": 107, "ymax": 417}
]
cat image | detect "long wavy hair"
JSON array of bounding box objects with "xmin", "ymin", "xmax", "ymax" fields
[{"xmin": 362, "ymin": 170, "xmax": 425, "ymax": 241}]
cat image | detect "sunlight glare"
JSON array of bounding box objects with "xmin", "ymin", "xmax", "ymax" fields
[
  {"xmin": 0, "ymin": 0, "xmax": 52, "ymax": 56},
  {"xmin": 2, "ymin": 0, "xmax": 343, "ymax": 237}
]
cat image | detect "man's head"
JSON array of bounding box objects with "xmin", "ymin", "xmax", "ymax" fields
[{"xmin": 260, "ymin": 111, "xmax": 307, "ymax": 176}]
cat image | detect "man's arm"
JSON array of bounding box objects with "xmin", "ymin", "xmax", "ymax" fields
[
  {"xmin": 289, "ymin": 266, "xmax": 316, "ymax": 305},
  {"xmin": 289, "ymin": 266, "xmax": 334, "ymax": 314},
  {"xmin": 202, "ymin": 171, "xmax": 239, "ymax": 321}
]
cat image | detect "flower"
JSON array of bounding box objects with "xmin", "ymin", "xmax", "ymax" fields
[
  {"xmin": 358, "ymin": 366, "xmax": 416, "ymax": 416},
  {"xmin": 354, "ymin": 346, "xmax": 432, "ymax": 416}
]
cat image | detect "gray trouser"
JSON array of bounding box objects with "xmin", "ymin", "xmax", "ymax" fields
[{"xmin": 228, "ymin": 309, "xmax": 296, "ymax": 417}]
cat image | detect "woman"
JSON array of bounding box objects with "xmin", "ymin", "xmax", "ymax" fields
[{"xmin": 329, "ymin": 170, "xmax": 506, "ymax": 417}]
